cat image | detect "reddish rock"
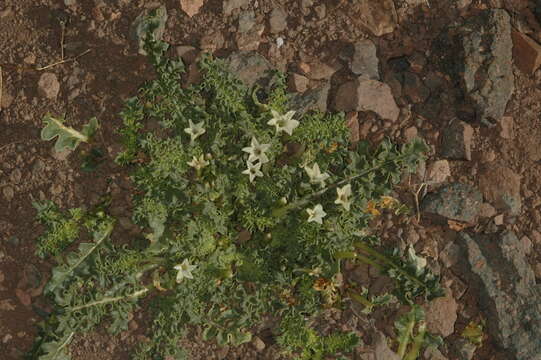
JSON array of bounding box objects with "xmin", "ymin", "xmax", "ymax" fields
[
  {"xmin": 499, "ymin": 116, "xmax": 514, "ymax": 139},
  {"xmin": 334, "ymin": 78, "xmax": 399, "ymax": 121},
  {"xmin": 180, "ymin": 0, "xmax": 204, "ymax": 17},
  {"xmin": 427, "ymin": 160, "xmax": 451, "ymax": 184},
  {"xmin": 38, "ymin": 72, "xmax": 60, "ymax": 99},
  {"xmin": 512, "ymin": 31, "xmax": 541, "ymax": 75},
  {"xmin": 424, "ymin": 289, "xmax": 458, "ymax": 337},
  {"xmin": 287, "ymin": 73, "xmax": 309, "ymax": 93},
  {"xmin": 356, "ymin": 0, "xmax": 397, "ymax": 36},
  {"xmin": 479, "ymin": 164, "xmax": 522, "ymax": 214},
  {"xmin": 306, "ymin": 60, "xmax": 339, "ymax": 80}
]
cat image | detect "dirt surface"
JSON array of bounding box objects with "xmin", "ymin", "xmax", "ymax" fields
[{"xmin": 1, "ymin": 0, "xmax": 541, "ymax": 359}]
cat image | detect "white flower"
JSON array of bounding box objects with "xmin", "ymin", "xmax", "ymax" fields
[
  {"xmin": 267, "ymin": 110, "xmax": 299, "ymax": 135},
  {"xmin": 306, "ymin": 204, "xmax": 326, "ymax": 224},
  {"xmin": 335, "ymin": 184, "xmax": 352, "ymax": 211},
  {"xmin": 174, "ymin": 259, "xmax": 196, "ymax": 283},
  {"xmin": 187, "ymin": 154, "xmax": 209, "ymax": 170},
  {"xmin": 304, "ymin": 163, "xmax": 330, "ymax": 187},
  {"xmin": 242, "ymin": 161, "xmax": 263, "ymax": 183},
  {"xmin": 242, "ymin": 137, "xmax": 271, "ymax": 164},
  {"xmin": 184, "ymin": 119, "xmax": 206, "ymax": 142}
]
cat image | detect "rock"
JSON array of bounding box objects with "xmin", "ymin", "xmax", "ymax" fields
[
  {"xmin": 236, "ymin": 24, "xmax": 264, "ymax": 51},
  {"xmin": 453, "ymin": 338, "xmax": 476, "ymax": 360},
  {"xmin": 223, "ymin": 0, "xmax": 249, "ymax": 16},
  {"xmin": 403, "ymin": 126, "xmax": 418, "ymax": 142},
  {"xmin": 372, "ymin": 332, "xmax": 400, "ymax": 360},
  {"xmin": 288, "ymin": 82, "xmax": 330, "ymax": 115},
  {"xmin": 424, "ymin": 289, "xmax": 458, "ymax": 337},
  {"xmin": 314, "ymin": 4, "xmax": 326, "ymax": 19},
  {"xmin": 421, "ymin": 183, "xmax": 483, "ymax": 223},
  {"xmin": 269, "ymin": 7, "xmax": 287, "ymax": 33},
  {"xmin": 200, "ymin": 31, "xmax": 225, "ymax": 52},
  {"xmin": 226, "ymin": 51, "xmax": 272, "ymax": 88},
  {"xmin": 287, "ymin": 73, "xmax": 309, "ymax": 93},
  {"xmin": 426, "ymin": 160, "xmax": 451, "ymax": 184},
  {"xmin": 176, "ymin": 45, "xmax": 198, "ymax": 64},
  {"xmin": 499, "ymin": 116, "xmax": 514, "ymax": 139},
  {"xmin": 2, "ymin": 186, "xmax": 14, "ymax": 201},
  {"xmin": 132, "ymin": 5, "xmax": 168, "ymax": 56},
  {"xmin": 402, "ymin": 72, "xmax": 430, "ymax": 103},
  {"xmin": 439, "ymin": 9, "xmax": 514, "ymax": 125},
  {"xmin": 494, "ymin": 214, "xmax": 504, "ymax": 225},
  {"xmin": 238, "ymin": 10, "xmax": 256, "ymax": 32},
  {"xmin": 424, "ymin": 347, "xmax": 448, "ymax": 360},
  {"xmin": 355, "ymin": 0, "xmax": 397, "ymax": 36},
  {"xmin": 252, "ymin": 336, "xmax": 266, "ymax": 351},
  {"xmin": 306, "ymin": 60, "xmax": 339, "ymax": 80},
  {"xmin": 440, "ymin": 241, "xmax": 461, "ymax": 268},
  {"xmin": 512, "ymin": 31, "xmax": 541, "ymax": 75},
  {"xmin": 440, "ymin": 119, "xmax": 474, "ymax": 161},
  {"xmin": 37, "ymin": 73, "xmax": 60, "ymax": 99},
  {"xmin": 180, "ymin": 0, "xmax": 204, "ymax": 17},
  {"xmin": 10, "ymin": 168, "xmax": 22, "ymax": 184},
  {"xmin": 478, "ymin": 164, "xmax": 521, "ymax": 214},
  {"xmin": 1, "ymin": 86, "xmax": 14, "ymax": 108},
  {"xmin": 459, "ymin": 231, "xmax": 541, "ymax": 360},
  {"xmin": 334, "ymin": 78, "xmax": 399, "ymax": 121},
  {"xmin": 478, "ymin": 202, "xmax": 496, "ymax": 218},
  {"xmin": 351, "ymin": 39, "xmax": 380, "ymax": 80}
]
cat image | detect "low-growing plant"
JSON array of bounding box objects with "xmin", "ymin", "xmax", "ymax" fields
[{"xmin": 29, "ymin": 11, "xmax": 443, "ymax": 360}]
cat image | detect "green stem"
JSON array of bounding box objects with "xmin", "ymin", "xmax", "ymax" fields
[
  {"xmin": 69, "ymin": 287, "xmax": 149, "ymax": 312},
  {"xmin": 354, "ymin": 242, "xmax": 426, "ymax": 288},
  {"xmin": 348, "ymin": 291, "xmax": 374, "ymax": 308},
  {"xmin": 397, "ymin": 317, "xmax": 415, "ymax": 359},
  {"xmin": 404, "ymin": 321, "xmax": 426, "ymax": 360},
  {"xmin": 49, "ymin": 116, "xmax": 89, "ymax": 142},
  {"xmin": 334, "ymin": 251, "xmax": 358, "ymax": 260}
]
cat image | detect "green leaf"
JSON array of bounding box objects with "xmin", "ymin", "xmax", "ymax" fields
[
  {"xmin": 41, "ymin": 115, "xmax": 98, "ymax": 152},
  {"xmin": 38, "ymin": 332, "xmax": 74, "ymax": 360}
]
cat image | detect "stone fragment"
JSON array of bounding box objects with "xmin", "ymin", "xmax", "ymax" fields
[
  {"xmin": 478, "ymin": 164, "xmax": 521, "ymax": 215},
  {"xmin": 512, "ymin": 31, "xmax": 541, "ymax": 74},
  {"xmin": 288, "ymin": 82, "xmax": 330, "ymax": 115},
  {"xmin": 424, "ymin": 289, "xmax": 458, "ymax": 337},
  {"xmin": 459, "ymin": 232, "xmax": 541, "ymax": 359},
  {"xmin": 440, "ymin": 120, "xmax": 473, "ymax": 161},
  {"xmin": 355, "ymin": 0, "xmax": 397, "ymax": 36},
  {"xmin": 421, "ymin": 183, "xmax": 483, "ymax": 223},
  {"xmin": 351, "ymin": 39, "xmax": 380, "ymax": 80},
  {"xmin": 3, "ymin": 186, "xmax": 14, "ymax": 202},
  {"xmin": 402, "ymin": 72, "xmax": 430, "ymax": 103},
  {"xmin": 226, "ymin": 51, "xmax": 272, "ymax": 88},
  {"xmin": 223, "ymin": 0, "xmax": 249, "ymax": 16},
  {"xmin": 180, "ymin": 0, "xmax": 204, "ymax": 17},
  {"xmin": 478, "ymin": 202, "xmax": 496, "ymax": 218},
  {"xmin": 424, "ymin": 347, "xmax": 448, "ymax": 360},
  {"xmin": 373, "ymin": 332, "xmax": 400, "ymax": 360},
  {"xmin": 457, "ymin": 10, "xmax": 514, "ymax": 124},
  {"xmin": 252, "ymin": 336, "xmax": 266, "ymax": 351},
  {"xmin": 499, "ymin": 116, "xmax": 514, "ymax": 139},
  {"xmin": 306, "ymin": 60, "xmax": 339, "ymax": 80},
  {"xmin": 426, "ymin": 160, "xmax": 451, "ymax": 184},
  {"xmin": 235, "ymin": 24, "xmax": 264, "ymax": 51},
  {"xmin": 269, "ymin": 7, "xmax": 287, "ymax": 33},
  {"xmin": 238, "ymin": 10, "xmax": 256, "ymax": 32},
  {"xmin": 440, "ymin": 241, "xmax": 460, "ymax": 268},
  {"xmin": 200, "ymin": 31, "xmax": 225, "ymax": 52},
  {"xmin": 453, "ymin": 338, "xmax": 476, "ymax": 360},
  {"xmin": 403, "ymin": 126, "xmax": 418, "ymax": 142},
  {"xmin": 334, "ymin": 78, "xmax": 399, "ymax": 121},
  {"xmin": 38, "ymin": 73, "xmax": 60, "ymax": 99},
  {"xmin": 287, "ymin": 73, "xmax": 308, "ymax": 93},
  {"xmin": 176, "ymin": 45, "xmax": 198, "ymax": 64}
]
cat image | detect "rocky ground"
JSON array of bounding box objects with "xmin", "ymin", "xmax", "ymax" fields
[{"xmin": 1, "ymin": 0, "xmax": 541, "ymax": 359}]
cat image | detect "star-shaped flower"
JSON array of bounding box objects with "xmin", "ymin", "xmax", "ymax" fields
[
  {"xmin": 306, "ymin": 204, "xmax": 327, "ymax": 224},
  {"xmin": 242, "ymin": 161, "xmax": 263, "ymax": 183},
  {"xmin": 184, "ymin": 120, "xmax": 206, "ymax": 142},
  {"xmin": 187, "ymin": 154, "xmax": 209, "ymax": 170},
  {"xmin": 267, "ymin": 110, "xmax": 299, "ymax": 135},
  {"xmin": 242, "ymin": 137, "xmax": 271, "ymax": 164},
  {"xmin": 174, "ymin": 259, "xmax": 196, "ymax": 283},
  {"xmin": 335, "ymin": 184, "xmax": 352, "ymax": 211},
  {"xmin": 304, "ymin": 163, "xmax": 330, "ymax": 187}
]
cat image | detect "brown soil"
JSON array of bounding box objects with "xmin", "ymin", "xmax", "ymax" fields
[{"xmin": 1, "ymin": 0, "xmax": 539, "ymax": 359}]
